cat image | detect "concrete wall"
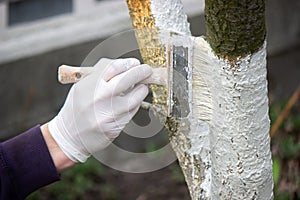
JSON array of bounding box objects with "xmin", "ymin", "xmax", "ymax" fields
[
  {"xmin": 266, "ymin": 0, "xmax": 300, "ymax": 54},
  {"xmin": 265, "ymin": 0, "xmax": 300, "ymax": 103},
  {"xmin": 0, "ymin": 40, "xmax": 100, "ymax": 138}
]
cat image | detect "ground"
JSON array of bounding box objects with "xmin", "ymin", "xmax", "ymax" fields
[{"xmin": 28, "ymin": 160, "xmax": 191, "ymax": 200}]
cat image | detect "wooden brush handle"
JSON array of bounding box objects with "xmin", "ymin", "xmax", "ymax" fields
[{"xmin": 58, "ymin": 65, "xmax": 167, "ymax": 86}]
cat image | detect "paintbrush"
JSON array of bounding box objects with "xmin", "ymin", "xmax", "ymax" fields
[
  {"xmin": 57, "ymin": 34, "xmax": 193, "ymax": 119},
  {"xmin": 58, "ymin": 65, "xmax": 167, "ymax": 86}
]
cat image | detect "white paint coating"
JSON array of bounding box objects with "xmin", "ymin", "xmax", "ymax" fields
[
  {"xmin": 147, "ymin": 1, "xmax": 273, "ymax": 198},
  {"xmin": 149, "ymin": 0, "xmax": 191, "ymax": 44},
  {"xmin": 193, "ymin": 37, "xmax": 273, "ymax": 199},
  {"xmin": 181, "ymin": 0, "xmax": 205, "ymax": 18},
  {"xmin": 188, "ymin": 118, "xmax": 212, "ymax": 199}
]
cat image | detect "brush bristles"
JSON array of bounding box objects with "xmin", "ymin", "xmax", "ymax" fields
[{"xmin": 191, "ymin": 37, "xmax": 214, "ymax": 122}]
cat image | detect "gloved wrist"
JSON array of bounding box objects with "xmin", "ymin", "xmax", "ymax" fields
[
  {"xmin": 48, "ymin": 115, "xmax": 90, "ymax": 163},
  {"xmin": 41, "ymin": 123, "xmax": 76, "ymax": 172}
]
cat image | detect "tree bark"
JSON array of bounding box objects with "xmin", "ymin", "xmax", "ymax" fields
[
  {"xmin": 191, "ymin": 37, "xmax": 273, "ymax": 199},
  {"xmin": 201, "ymin": 1, "xmax": 273, "ymax": 198},
  {"xmin": 205, "ymin": 0, "xmax": 266, "ymax": 60},
  {"xmin": 203, "ymin": 0, "xmax": 273, "ymax": 199},
  {"xmin": 126, "ymin": 0, "xmax": 273, "ymax": 199}
]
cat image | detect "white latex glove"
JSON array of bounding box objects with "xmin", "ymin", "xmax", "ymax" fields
[{"xmin": 48, "ymin": 58, "xmax": 152, "ymax": 162}]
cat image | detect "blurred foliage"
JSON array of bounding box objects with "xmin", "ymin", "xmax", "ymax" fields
[
  {"xmin": 170, "ymin": 162, "xmax": 186, "ymax": 183},
  {"xmin": 272, "ymin": 157, "xmax": 281, "ymax": 186},
  {"xmin": 270, "ymin": 101, "xmax": 300, "ymax": 200},
  {"xmin": 280, "ymin": 135, "xmax": 300, "ymax": 159},
  {"xmin": 100, "ymin": 183, "xmax": 118, "ymax": 200},
  {"xmin": 26, "ymin": 158, "xmax": 117, "ymax": 200},
  {"xmin": 145, "ymin": 141, "xmax": 160, "ymax": 152}
]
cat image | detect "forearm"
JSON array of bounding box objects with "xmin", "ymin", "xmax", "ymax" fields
[
  {"xmin": 0, "ymin": 125, "xmax": 61, "ymax": 198},
  {"xmin": 41, "ymin": 123, "xmax": 75, "ymax": 173}
]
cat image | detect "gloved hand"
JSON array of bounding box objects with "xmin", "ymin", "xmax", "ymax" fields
[{"xmin": 48, "ymin": 58, "xmax": 152, "ymax": 163}]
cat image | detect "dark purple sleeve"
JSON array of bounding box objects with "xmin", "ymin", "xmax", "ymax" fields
[{"xmin": 0, "ymin": 125, "xmax": 60, "ymax": 200}]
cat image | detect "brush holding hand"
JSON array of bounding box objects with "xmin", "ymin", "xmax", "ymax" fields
[{"xmin": 48, "ymin": 58, "xmax": 153, "ymax": 163}]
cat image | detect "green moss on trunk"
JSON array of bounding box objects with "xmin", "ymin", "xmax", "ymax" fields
[{"xmin": 205, "ymin": 0, "xmax": 266, "ymax": 60}]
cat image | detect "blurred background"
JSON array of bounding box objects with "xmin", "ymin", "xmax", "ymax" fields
[{"xmin": 0, "ymin": 0, "xmax": 299, "ymax": 199}]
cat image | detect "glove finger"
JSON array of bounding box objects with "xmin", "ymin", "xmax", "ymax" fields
[
  {"xmin": 112, "ymin": 84, "xmax": 149, "ymax": 115},
  {"xmin": 108, "ymin": 64, "xmax": 152, "ymax": 96},
  {"xmin": 107, "ymin": 106, "xmax": 140, "ymax": 139},
  {"xmin": 100, "ymin": 58, "xmax": 141, "ymax": 81}
]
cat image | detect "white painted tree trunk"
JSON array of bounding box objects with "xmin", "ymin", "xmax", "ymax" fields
[
  {"xmin": 189, "ymin": 37, "xmax": 274, "ymax": 199},
  {"xmin": 126, "ymin": 0, "xmax": 274, "ymax": 199}
]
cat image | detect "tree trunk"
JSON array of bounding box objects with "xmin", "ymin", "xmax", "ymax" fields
[
  {"xmin": 126, "ymin": 0, "xmax": 273, "ymax": 199},
  {"xmin": 199, "ymin": 1, "xmax": 273, "ymax": 198}
]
